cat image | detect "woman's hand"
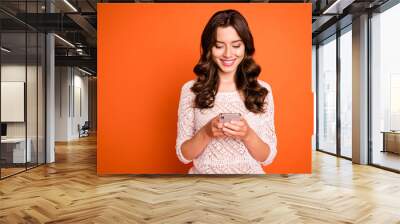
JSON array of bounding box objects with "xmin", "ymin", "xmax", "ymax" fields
[
  {"xmin": 202, "ymin": 115, "xmax": 225, "ymax": 139},
  {"xmin": 222, "ymin": 117, "xmax": 251, "ymax": 141},
  {"xmin": 222, "ymin": 116, "xmax": 272, "ymax": 163},
  {"xmin": 181, "ymin": 115, "xmax": 224, "ymax": 162}
]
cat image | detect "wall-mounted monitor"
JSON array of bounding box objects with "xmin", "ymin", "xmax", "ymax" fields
[{"xmin": 1, "ymin": 82, "xmax": 25, "ymax": 122}]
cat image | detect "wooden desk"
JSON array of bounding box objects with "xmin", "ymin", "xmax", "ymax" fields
[
  {"xmin": 1, "ymin": 138, "xmax": 32, "ymax": 164},
  {"xmin": 381, "ymin": 131, "xmax": 400, "ymax": 154}
]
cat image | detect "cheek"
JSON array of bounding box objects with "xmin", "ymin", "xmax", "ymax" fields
[
  {"xmin": 235, "ymin": 47, "xmax": 245, "ymax": 57},
  {"xmin": 211, "ymin": 48, "xmax": 223, "ymax": 58},
  {"xmin": 235, "ymin": 50, "xmax": 245, "ymax": 63},
  {"xmin": 211, "ymin": 53, "xmax": 219, "ymax": 64}
]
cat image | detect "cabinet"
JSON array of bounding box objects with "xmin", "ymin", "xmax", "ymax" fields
[{"xmin": 382, "ymin": 131, "xmax": 400, "ymax": 154}]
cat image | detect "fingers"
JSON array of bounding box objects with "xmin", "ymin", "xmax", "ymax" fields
[
  {"xmin": 212, "ymin": 126, "xmax": 223, "ymax": 133},
  {"xmin": 229, "ymin": 120, "xmax": 245, "ymax": 127},
  {"xmin": 238, "ymin": 117, "xmax": 248, "ymax": 125},
  {"xmin": 216, "ymin": 122, "xmax": 223, "ymax": 129},
  {"xmin": 209, "ymin": 115, "xmax": 249, "ymax": 138},
  {"xmin": 212, "ymin": 117, "xmax": 224, "ymax": 129},
  {"xmin": 239, "ymin": 116, "xmax": 248, "ymax": 124},
  {"xmin": 214, "ymin": 132, "xmax": 225, "ymax": 137},
  {"xmin": 224, "ymin": 120, "xmax": 247, "ymax": 131},
  {"xmin": 222, "ymin": 120, "xmax": 248, "ymax": 139},
  {"xmin": 223, "ymin": 122, "xmax": 241, "ymax": 132},
  {"xmin": 211, "ymin": 122, "xmax": 224, "ymax": 137},
  {"xmin": 222, "ymin": 127, "xmax": 245, "ymax": 138}
]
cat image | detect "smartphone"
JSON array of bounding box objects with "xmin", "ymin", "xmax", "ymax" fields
[{"xmin": 219, "ymin": 113, "xmax": 241, "ymax": 123}]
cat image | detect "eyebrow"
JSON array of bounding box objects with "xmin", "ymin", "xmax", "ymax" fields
[{"xmin": 215, "ymin": 40, "xmax": 242, "ymax": 44}]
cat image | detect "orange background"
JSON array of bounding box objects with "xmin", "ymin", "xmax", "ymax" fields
[{"xmin": 97, "ymin": 3, "xmax": 313, "ymax": 174}]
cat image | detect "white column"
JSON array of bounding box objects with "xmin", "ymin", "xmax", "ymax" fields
[
  {"xmin": 46, "ymin": 1, "xmax": 55, "ymax": 163},
  {"xmin": 352, "ymin": 14, "xmax": 369, "ymax": 164},
  {"xmin": 46, "ymin": 33, "xmax": 55, "ymax": 163}
]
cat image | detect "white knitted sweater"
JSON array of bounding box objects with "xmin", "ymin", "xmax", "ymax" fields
[{"xmin": 176, "ymin": 80, "xmax": 277, "ymax": 174}]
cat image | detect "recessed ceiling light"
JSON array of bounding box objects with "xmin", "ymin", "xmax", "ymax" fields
[
  {"xmin": 54, "ymin": 34, "xmax": 75, "ymax": 48},
  {"xmin": 77, "ymin": 67, "xmax": 93, "ymax": 76},
  {"xmin": 63, "ymin": 0, "xmax": 78, "ymax": 12},
  {"xmin": 1, "ymin": 47, "xmax": 11, "ymax": 53},
  {"xmin": 322, "ymin": 0, "xmax": 355, "ymax": 15}
]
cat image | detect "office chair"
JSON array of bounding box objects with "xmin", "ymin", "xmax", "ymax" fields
[{"xmin": 79, "ymin": 121, "xmax": 90, "ymax": 138}]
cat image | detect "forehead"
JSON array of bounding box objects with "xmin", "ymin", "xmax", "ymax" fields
[{"xmin": 215, "ymin": 26, "xmax": 241, "ymax": 42}]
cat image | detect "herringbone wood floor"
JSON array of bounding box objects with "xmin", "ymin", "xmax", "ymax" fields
[{"xmin": 1, "ymin": 135, "xmax": 400, "ymax": 224}]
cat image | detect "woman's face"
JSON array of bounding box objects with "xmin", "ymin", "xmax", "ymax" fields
[{"xmin": 211, "ymin": 26, "xmax": 245, "ymax": 76}]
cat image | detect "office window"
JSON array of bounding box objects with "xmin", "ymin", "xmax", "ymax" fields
[
  {"xmin": 312, "ymin": 45, "xmax": 317, "ymax": 151},
  {"xmin": 339, "ymin": 27, "xmax": 352, "ymax": 158},
  {"xmin": 371, "ymin": 2, "xmax": 400, "ymax": 171},
  {"xmin": 317, "ymin": 35, "xmax": 337, "ymax": 154}
]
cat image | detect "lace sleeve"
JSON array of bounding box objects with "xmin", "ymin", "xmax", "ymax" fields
[
  {"xmin": 175, "ymin": 81, "xmax": 195, "ymax": 164},
  {"xmin": 257, "ymin": 82, "xmax": 278, "ymax": 166}
]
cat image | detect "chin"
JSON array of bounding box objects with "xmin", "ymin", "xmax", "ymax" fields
[
  {"xmin": 218, "ymin": 66, "xmax": 238, "ymax": 74},
  {"xmin": 220, "ymin": 70, "xmax": 235, "ymax": 74}
]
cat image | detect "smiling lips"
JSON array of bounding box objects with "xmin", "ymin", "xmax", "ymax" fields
[{"xmin": 220, "ymin": 58, "xmax": 236, "ymax": 67}]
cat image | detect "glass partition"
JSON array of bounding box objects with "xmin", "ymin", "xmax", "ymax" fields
[
  {"xmin": 1, "ymin": 30, "xmax": 28, "ymax": 177},
  {"xmin": 317, "ymin": 35, "xmax": 337, "ymax": 155},
  {"xmin": 0, "ymin": 1, "xmax": 46, "ymax": 179},
  {"xmin": 38, "ymin": 32, "xmax": 45, "ymax": 165},
  {"xmin": 27, "ymin": 30, "xmax": 38, "ymax": 169},
  {"xmin": 339, "ymin": 27, "xmax": 352, "ymax": 158}
]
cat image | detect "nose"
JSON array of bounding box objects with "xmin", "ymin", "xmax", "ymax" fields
[{"xmin": 223, "ymin": 46, "xmax": 232, "ymax": 58}]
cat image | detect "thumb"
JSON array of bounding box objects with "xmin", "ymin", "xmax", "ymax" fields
[{"xmin": 217, "ymin": 122, "xmax": 223, "ymax": 129}]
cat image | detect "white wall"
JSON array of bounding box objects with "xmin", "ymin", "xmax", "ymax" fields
[
  {"xmin": 1, "ymin": 65, "xmax": 38, "ymax": 138},
  {"xmin": 55, "ymin": 66, "xmax": 70, "ymax": 141},
  {"xmin": 72, "ymin": 72, "xmax": 89, "ymax": 138},
  {"xmin": 55, "ymin": 66, "xmax": 89, "ymax": 141}
]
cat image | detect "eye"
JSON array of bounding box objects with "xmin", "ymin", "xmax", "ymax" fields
[
  {"xmin": 233, "ymin": 44, "xmax": 241, "ymax": 48},
  {"xmin": 215, "ymin": 45, "xmax": 223, "ymax": 49}
]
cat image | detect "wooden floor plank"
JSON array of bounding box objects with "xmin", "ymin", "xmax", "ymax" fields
[{"xmin": 0, "ymin": 135, "xmax": 400, "ymax": 223}]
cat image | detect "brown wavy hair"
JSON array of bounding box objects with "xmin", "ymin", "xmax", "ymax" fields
[{"xmin": 191, "ymin": 9, "xmax": 268, "ymax": 114}]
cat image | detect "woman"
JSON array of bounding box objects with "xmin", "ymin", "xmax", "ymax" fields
[{"xmin": 176, "ymin": 9, "xmax": 277, "ymax": 174}]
